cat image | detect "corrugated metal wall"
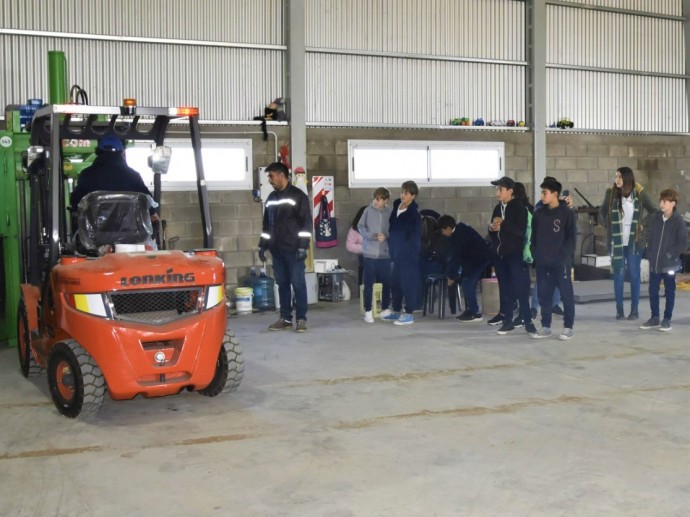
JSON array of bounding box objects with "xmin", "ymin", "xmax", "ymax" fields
[
  {"xmin": 305, "ymin": 0, "xmax": 526, "ymax": 125},
  {"xmin": 1, "ymin": 0, "xmax": 688, "ymax": 132},
  {"xmin": 0, "ymin": 0, "xmax": 284, "ymax": 45},
  {"xmin": 546, "ymin": 2, "xmax": 687, "ymax": 131},
  {"xmin": 306, "ymin": 54, "xmax": 525, "ymax": 126},
  {"xmin": 547, "ymin": 7, "xmax": 683, "ymax": 73},
  {"xmin": 547, "ymin": 70, "xmax": 687, "ymax": 132},
  {"xmin": 305, "ymin": 0, "xmax": 525, "ymax": 60},
  {"xmin": 552, "ymin": 0, "xmax": 681, "ymax": 17},
  {"xmin": 0, "ymin": 0, "xmax": 285, "ymax": 121}
]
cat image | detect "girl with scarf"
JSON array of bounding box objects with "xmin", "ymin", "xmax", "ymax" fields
[{"xmin": 599, "ymin": 167, "xmax": 658, "ymax": 320}]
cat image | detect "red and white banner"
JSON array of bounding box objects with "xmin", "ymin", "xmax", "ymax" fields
[{"xmin": 312, "ymin": 176, "xmax": 335, "ymax": 227}]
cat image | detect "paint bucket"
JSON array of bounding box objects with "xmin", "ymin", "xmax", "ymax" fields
[{"xmin": 235, "ymin": 287, "xmax": 254, "ymax": 313}]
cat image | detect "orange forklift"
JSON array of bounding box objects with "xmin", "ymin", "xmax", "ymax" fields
[{"xmin": 17, "ymin": 101, "xmax": 244, "ymax": 418}]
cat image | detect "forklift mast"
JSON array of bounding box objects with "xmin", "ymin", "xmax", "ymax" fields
[
  {"xmin": 28, "ymin": 102, "xmax": 213, "ymax": 282},
  {"xmin": 0, "ymin": 102, "xmax": 213, "ymax": 347}
]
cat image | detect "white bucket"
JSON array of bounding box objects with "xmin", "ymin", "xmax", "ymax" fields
[{"xmin": 235, "ymin": 287, "xmax": 254, "ymax": 313}]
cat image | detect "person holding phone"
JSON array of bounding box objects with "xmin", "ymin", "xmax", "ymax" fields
[{"xmin": 526, "ymin": 177, "xmax": 574, "ymax": 322}]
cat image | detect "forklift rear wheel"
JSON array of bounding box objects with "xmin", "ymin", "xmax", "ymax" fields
[
  {"xmin": 199, "ymin": 331, "xmax": 245, "ymax": 397},
  {"xmin": 17, "ymin": 298, "xmax": 43, "ymax": 377},
  {"xmin": 47, "ymin": 340, "xmax": 106, "ymax": 418}
]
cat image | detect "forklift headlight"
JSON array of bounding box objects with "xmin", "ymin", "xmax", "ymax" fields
[
  {"xmin": 205, "ymin": 285, "xmax": 224, "ymax": 310},
  {"xmin": 66, "ymin": 293, "xmax": 109, "ymax": 318}
]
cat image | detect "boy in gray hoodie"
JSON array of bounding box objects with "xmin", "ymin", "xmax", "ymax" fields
[{"xmin": 358, "ymin": 187, "xmax": 393, "ymax": 323}]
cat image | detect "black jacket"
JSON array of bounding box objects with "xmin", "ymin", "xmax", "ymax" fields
[
  {"xmin": 445, "ymin": 223, "xmax": 491, "ymax": 276},
  {"xmin": 489, "ymin": 199, "xmax": 527, "ymax": 257},
  {"xmin": 646, "ymin": 211, "xmax": 688, "ymax": 274},
  {"xmin": 259, "ymin": 184, "xmax": 312, "ymax": 252},
  {"xmin": 531, "ymin": 201, "xmax": 576, "ymax": 267},
  {"xmin": 70, "ymin": 152, "xmax": 153, "ymax": 211}
]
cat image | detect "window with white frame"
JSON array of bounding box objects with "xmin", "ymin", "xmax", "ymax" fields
[
  {"xmin": 125, "ymin": 139, "xmax": 252, "ymax": 191},
  {"xmin": 348, "ymin": 140, "xmax": 504, "ymax": 188}
]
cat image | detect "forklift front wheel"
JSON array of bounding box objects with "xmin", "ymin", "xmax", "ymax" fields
[
  {"xmin": 198, "ymin": 331, "xmax": 245, "ymax": 397},
  {"xmin": 48, "ymin": 340, "xmax": 106, "ymax": 419}
]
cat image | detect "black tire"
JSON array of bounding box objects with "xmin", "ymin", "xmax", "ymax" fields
[
  {"xmin": 199, "ymin": 331, "xmax": 244, "ymax": 397},
  {"xmin": 47, "ymin": 340, "xmax": 106, "ymax": 418},
  {"xmin": 17, "ymin": 298, "xmax": 43, "ymax": 377}
]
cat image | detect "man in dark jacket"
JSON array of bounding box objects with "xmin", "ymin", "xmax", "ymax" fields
[
  {"xmin": 259, "ymin": 162, "xmax": 313, "ymax": 333},
  {"xmin": 70, "ymin": 136, "xmax": 155, "ymax": 214},
  {"xmin": 437, "ymin": 215, "xmax": 491, "ymax": 322},
  {"xmin": 530, "ymin": 177, "xmax": 577, "ymax": 340},
  {"xmin": 488, "ymin": 176, "xmax": 536, "ymax": 335},
  {"xmin": 382, "ymin": 181, "xmax": 422, "ymax": 325}
]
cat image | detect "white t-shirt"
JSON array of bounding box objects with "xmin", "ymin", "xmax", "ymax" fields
[{"xmin": 621, "ymin": 195, "xmax": 634, "ymax": 245}]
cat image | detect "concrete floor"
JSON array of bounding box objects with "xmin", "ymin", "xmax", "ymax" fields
[{"xmin": 1, "ymin": 289, "xmax": 689, "ymax": 516}]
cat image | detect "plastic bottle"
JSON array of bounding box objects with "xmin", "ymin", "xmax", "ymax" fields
[{"xmin": 242, "ymin": 265, "xmax": 275, "ymax": 310}]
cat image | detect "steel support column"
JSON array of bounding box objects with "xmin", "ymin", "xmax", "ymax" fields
[
  {"xmin": 527, "ymin": 0, "xmax": 547, "ymax": 200},
  {"xmin": 683, "ymin": 0, "xmax": 690, "ymax": 132},
  {"xmin": 287, "ymin": 0, "xmax": 306, "ymax": 172}
]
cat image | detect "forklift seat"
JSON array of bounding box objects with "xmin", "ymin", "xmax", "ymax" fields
[{"xmin": 77, "ymin": 191, "xmax": 153, "ymax": 252}]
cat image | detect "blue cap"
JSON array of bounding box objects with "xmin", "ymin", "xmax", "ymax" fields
[{"xmin": 97, "ymin": 136, "xmax": 124, "ymax": 151}]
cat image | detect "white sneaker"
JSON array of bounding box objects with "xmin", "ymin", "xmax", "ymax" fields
[
  {"xmin": 379, "ymin": 309, "xmax": 392, "ymax": 319},
  {"xmin": 364, "ymin": 311, "xmax": 374, "ymax": 323},
  {"xmin": 531, "ymin": 327, "xmax": 552, "ymax": 339},
  {"xmin": 559, "ymin": 328, "xmax": 574, "ymax": 341}
]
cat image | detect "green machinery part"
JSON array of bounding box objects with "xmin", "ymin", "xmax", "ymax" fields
[
  {"xmin": 48, "ymin": 50, "xmax": 68, "ymax": 104},
  {"xmin": 0, "ymin": 51, "xmax": 97, "ymax": 346}
]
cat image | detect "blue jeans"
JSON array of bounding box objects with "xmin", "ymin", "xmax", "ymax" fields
[
  {"xmin": 362, "ymin": 257, "xmax": 392, "ymax": 312},
  {"xmin": 391, "ymin": 257, "xmax": 420, "ymax": 314},
  {"xmin": 613, "ymin": 245, "xmax": 642, "ymax": 310},
  {"xmin": 648, "ymin": 271, "xmax": 676, "ymax": 320},
  {"xmin": 493, "ymin": 253, "xmax": 532, "ymax": 325},
  {"xmin": 460, "ymin": 260, "xmax": 490, "ymax": 314},
  {"xmin": 271, "ymin": 248, "xmax": 307, "ymax": 321},
  {"xmin": 536, "ymin": 263, "xmax": 575, "ymax": 329}
]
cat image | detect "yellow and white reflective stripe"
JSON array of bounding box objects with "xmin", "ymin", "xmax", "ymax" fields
[
  {"xmin": 205, "ymin": 285, "xmax": 224, "ymax": 309},
  {"xmin": 298, "ymin": 231, "xmax": 312, "ymax": 238},
  {"xmin": 73, "ymin": 294, "xmax": 108, "ymax": 317},
  {"xmin": 266, "ymin": 199, "xmax": 296, "ymax": 207},
  {"xmin": 260, "ymin": 233, "xmax": 271, "ymax": 239}
]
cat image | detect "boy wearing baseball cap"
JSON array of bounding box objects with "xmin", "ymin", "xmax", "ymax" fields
[{"xmin": 488, "ymin": 176, "xmax": 536, "ymax": 336}]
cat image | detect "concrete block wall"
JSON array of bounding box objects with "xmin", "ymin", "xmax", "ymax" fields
[
  {"xmin": 161, "ymin": 126, "xmax": 290, "ymax": 286},
  {"xmin": 164, "ymin": 125, "xmax": 690, "ymax": 288}
]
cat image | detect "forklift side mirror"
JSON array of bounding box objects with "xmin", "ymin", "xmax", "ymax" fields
[
  {"xmin": 27, "ymin": 146, "xmax": 44, "ymax": 168},
  {"xmin": 147, "ymin": 145, "xmax": 171, "ymax": 174}
]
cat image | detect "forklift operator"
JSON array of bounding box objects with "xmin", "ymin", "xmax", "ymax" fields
[{"xmin": 70, "ymin": 136, "xmax": 159, "ymax": 221}]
